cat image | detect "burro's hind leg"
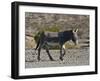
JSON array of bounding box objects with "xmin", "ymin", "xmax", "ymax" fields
[
  {"xmin": 37, "ymin": 47, "xmax": 41, "ymax": 61},
  {"xmin": 45, "ymin": 44, "xmax": 54, "ymax": 61},
  {"xmin": 37, "ymin": 43, "xmax": 43, "ymax": 61}
]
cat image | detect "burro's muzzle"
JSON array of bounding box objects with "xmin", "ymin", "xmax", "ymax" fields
[{"xmin": 72, "ymin": 28, "xmax": 79, "ymax": 45}]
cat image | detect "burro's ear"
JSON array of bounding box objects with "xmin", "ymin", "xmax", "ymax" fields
[
  {"xmin": 73, "ymin": 28, "xmax": 78, "ymax": 33},
  {"xmin": 75, "ymin": 28, "xmax": 78, "ymax": 32}
]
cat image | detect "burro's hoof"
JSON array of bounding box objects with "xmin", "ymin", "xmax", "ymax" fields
[
  {"xmin": 37, "ymin": 58, "xmax": 41, "ymax": 61},
  {"xmin": 50, "ymin": 58, "xmax": 55, "ymax": 61},
  {"xmin": 38, "ymin": 60, "xmax": 40, "ymax": 62},
  {"xmin": 60, "ymin": 57, "xmax": 63, "ymax": 61}
]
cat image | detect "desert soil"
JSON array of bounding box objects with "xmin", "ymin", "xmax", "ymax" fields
[{"xmin": 25, "ymin": 46, "xmax": 89, "ymax": 68}]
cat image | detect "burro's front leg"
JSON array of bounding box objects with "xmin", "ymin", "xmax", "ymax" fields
[
  {"xmin": 62, "ymin": 44, "xmax": 66, "ymax": 57},
  {"xmin": 60, "ymin": 45, "xmax": 63, "ymax": 61}
]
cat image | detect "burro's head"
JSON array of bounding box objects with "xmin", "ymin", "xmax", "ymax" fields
[{"xmin": 72, "ymin": 28, "xmax": 79, "ymax": 45}]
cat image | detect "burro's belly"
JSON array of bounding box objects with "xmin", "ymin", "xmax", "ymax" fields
[{"xmin": 45, "ymin": 37, "xmax": 59, "ymax": 43}]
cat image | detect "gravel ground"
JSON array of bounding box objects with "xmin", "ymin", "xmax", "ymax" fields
[{"xmin": 25, "ymin": 47, "xmax": 89, "ymax": 68}]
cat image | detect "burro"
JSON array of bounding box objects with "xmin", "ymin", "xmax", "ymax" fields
[{"xmin": 35, "ymin": 29, "xmax": 78, "ymax": 61}]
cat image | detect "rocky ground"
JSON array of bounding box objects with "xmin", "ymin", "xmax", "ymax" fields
[{"xmin": 25, "ymin": 39, "xmax": 89, "ymax": 68}]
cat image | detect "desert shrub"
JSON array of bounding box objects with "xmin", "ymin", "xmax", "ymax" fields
[
  {"xmin": 43, "ymin": 25, "xmax": 60, "ymax": 32},
  {"xmin": 65, "ymin": 44, "xmax": 80, "ymax": 49}
]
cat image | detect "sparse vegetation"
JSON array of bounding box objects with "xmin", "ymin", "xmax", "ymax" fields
[{"xmin": 65, "ymin": 44, "xmax": 80, "ymax": 49}]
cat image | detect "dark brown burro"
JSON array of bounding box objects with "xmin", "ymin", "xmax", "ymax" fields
[{"xmin": 35, "ymin": 29, "xmax": 78, "ymax": 61}]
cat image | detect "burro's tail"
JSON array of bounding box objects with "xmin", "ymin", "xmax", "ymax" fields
[
  {"xmin": 35, "ymin": 38, "xmax": 40, "ymax": 50},
  {"xmin": 35, "ymin": 32, "xmax": 44, "ymax": 50}
]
